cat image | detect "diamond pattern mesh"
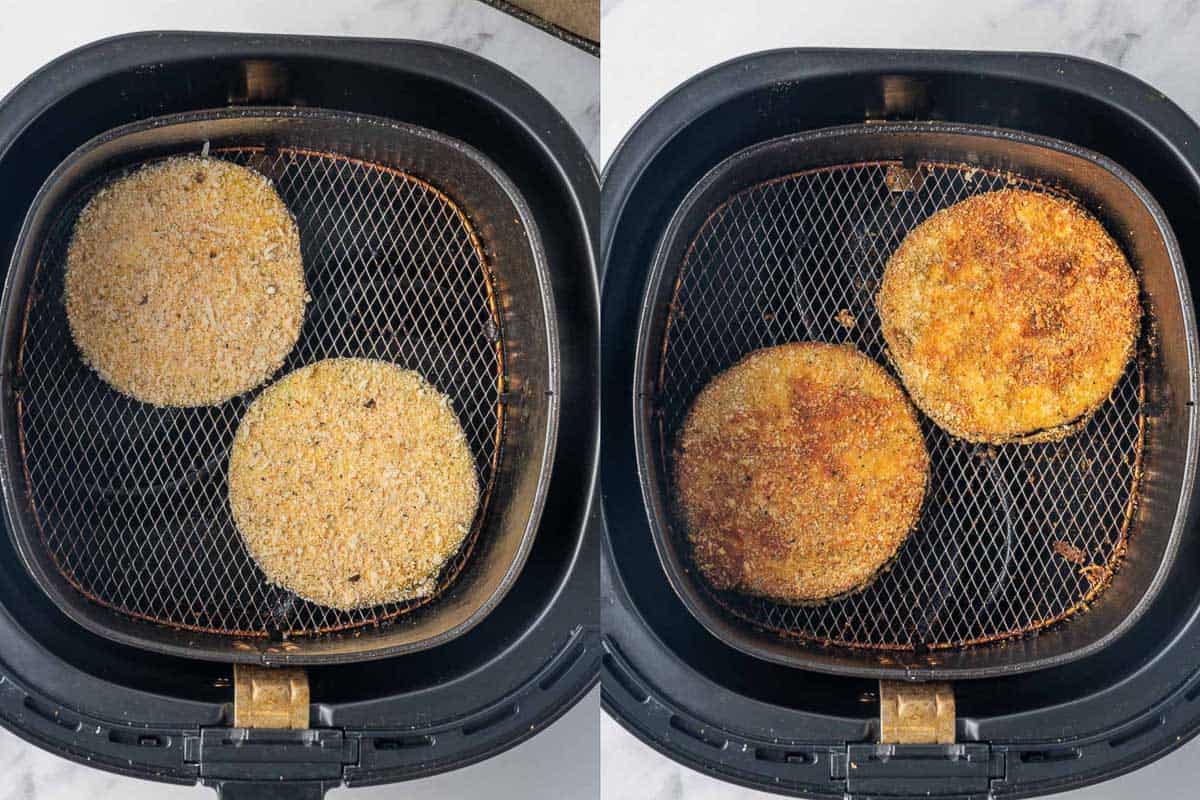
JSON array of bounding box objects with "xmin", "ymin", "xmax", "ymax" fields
[
  {"xmin": 653, "ymin": 162, "xmax": 1144, "ymax": 650},
  {"xmin": 16, "ymin": 147, "xmax": 502, "ymax": 637}
]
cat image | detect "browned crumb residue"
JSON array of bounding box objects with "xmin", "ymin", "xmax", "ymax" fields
[
  {"xmin": 228, "ymin": 358, "xmax": 480, "ymax": 610},
  {"xmin": 1053, "ymin": 540, "xmax": 1087, "ymax": 565},
  {"xmin": 1079, "ymin": 564, "xmax": 1109, "ymax": 586},
  {"xmin": 675, "ymin": 342, "xmax": 930, "ymax": 604},
  {"xmin": 65, "ymin": 156, "xmax": 307, "ymax": 407},
  {"xmin": 878, "ymin": 189, "xmax": 1140, "ymax": 444},
  {"xmin": 834, "ymin": 308, "xmax": 857, "ymax": 330}
]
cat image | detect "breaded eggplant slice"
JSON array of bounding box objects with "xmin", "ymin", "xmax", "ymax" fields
[
  {"xmin": 675, "ymin": 343, "xmax": 929, "ymax": 604},
  {"xmin": 879, "ymin": 189, "xmax": 1140, "ymax": 443}
]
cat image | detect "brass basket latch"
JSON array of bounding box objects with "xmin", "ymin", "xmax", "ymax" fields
[
  {"xmin": 879, "ymin": 680, "xmax": 955, "ymax": 744},
  {"xmin": 834, "ymin": 681, "xmax": 998, "ymax": 794},
  {"xmin": 233, "ymin": 664, "xmax": 310, "ymax": 730}
]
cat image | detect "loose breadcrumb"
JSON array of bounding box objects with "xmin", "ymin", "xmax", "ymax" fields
[
  {"xmin": 1053, "ymin": 540, "xmax": 1088, "ymax": 565},
  {"xmin": 675, "ymin": 343, "xmax": 929, "ymax": 604},
  {"xmin": 64, "ymin": 156, "xmax": 307, "ymax": 407},
  {"xmin": 878, "ymin": 189, "xmax": 1140, "ymax": 443},
  {"xmin": 227, "ymin": 358, "xmax": 479, "ymax": 610}
]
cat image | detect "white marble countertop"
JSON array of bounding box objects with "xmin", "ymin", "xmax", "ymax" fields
[
  {"xmin": 600, "ymin": 1, "xmax": 1200, "ymax": 798},
  {"xmin": 601, "ymin": 0, "xmax": 1200, "ymax": 164},
  {"xmin": 0, "ymin": 0, "xmax": 598, "ymax": 161},
  {"xmin": 0, "ymin": 1, "xmax": 597, "ymax": 798}
]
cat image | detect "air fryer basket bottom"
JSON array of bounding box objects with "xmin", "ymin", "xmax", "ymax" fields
[
  {"xmin": 656, "ymin": 161, "xmax": 1143, "ymax": 650},
  {"xmin": 18, "ymin": 145, "xmax": 501, "ymax": 638}
]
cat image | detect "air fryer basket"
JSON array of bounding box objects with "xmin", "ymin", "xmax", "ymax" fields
[
  {"xmin": 0, "ymin": 107, "xmax": 559, "ymax": 664},
  {"xmin": 634, "ymin": 122, "xmax": 1197, "ymax": 678},
  {"xmin": 0, "ymin": 31, "xmax": 596, "ymax": 798}
]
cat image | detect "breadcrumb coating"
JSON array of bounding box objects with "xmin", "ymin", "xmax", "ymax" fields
[
  {"xmin": 228, "ymin": 358, "xmax": 480, "ymax": 610},
  {"xmin": 65, "ymin": 156, "xmax": 307, "ymax": 406},
  {"xmin": 879, "ymin": 189, "xmax": 1140, "ymax": 443},
  {"xmin": 675, "ymin": 343, "xmax": 929, "ymax": 603}
]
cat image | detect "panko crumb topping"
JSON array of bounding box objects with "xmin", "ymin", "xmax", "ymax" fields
[
  {"xmin": 879, "ymin": 189, "xmax": 1140, "ymax": 443},
  {"xmin": 227, "ymin": 358, "xmax": 480, "ymax": 610},
  {"xmin": 65, "ymin": 156, "xmax": 307, "ymax": 407},
  {"xmin": 676, "ymin": 343, "xmax": 929, "ymax": 604}
]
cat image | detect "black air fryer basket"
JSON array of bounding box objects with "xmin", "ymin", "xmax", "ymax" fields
[
  {"xmin": 0, "ymin": 32, "xmax": 598, "ymax": 798},
  {"xmin": 4, "ymin": 107, "xmax": 558, "ymax": 664},
  {"xmin": 634, "ymin": 121, "xmax": 1196, "ymax": 680},
  {"xmin": 603, "ymin": 49, "xmax": 1200, "ymax": 800}
]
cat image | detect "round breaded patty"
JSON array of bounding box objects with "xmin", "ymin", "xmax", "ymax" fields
[
  {"xmin": 228, "ymin": 358, "xmax": 480, "ymax": 610},
  {"xmin": 879, "ymin": 189, "xmax": 1140, "ymax": 443},
  {"xmin": 675, "ymin": 343, "xmax": 929, "ymax": 604},
  {"xmin": 65, "ymin": 156, "xmax": 307, "ymax": 407}
]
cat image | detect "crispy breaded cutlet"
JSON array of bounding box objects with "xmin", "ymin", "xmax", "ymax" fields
[
  {"xmin": 228, "ymin": 358, "xmax": 480, "ymax": 610},
  {"xmin": 65, "ymin": 156, "xmax": 307, "ymax": 407},
  {"xmin": 878, "ymin": 189, "xmax": 1140, "ymax": 444},
  {"xmin": 675, "ymin": 343, "xmax": 929, "ymax": 604}
]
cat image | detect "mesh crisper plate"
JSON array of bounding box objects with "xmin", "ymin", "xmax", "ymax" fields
[
  {"xmin": 16, "ymin": 147, "xmax": 502, "ymax": 638},
  {"xmin": 654, "ymin": 162, "xmax": 1144, "ymax": 651}
]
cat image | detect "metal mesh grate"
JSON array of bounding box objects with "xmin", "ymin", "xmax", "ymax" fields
[
  {"xmin": 16, "ymin": 147, "xmax": 503, "ymax": 637},
  {"xmin": 655, "ymin": 162, "xmax": 1144, "ymax": 650}
]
